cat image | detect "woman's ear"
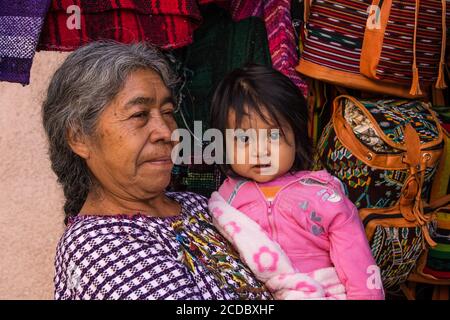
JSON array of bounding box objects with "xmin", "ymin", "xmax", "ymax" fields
[{"xmin": 67, "ymin": 127, "xmax": 91, "ymax": 160}]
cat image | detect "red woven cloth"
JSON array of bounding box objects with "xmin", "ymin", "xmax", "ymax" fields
[{"xmin": 38, "ymin": 0, "xmax": 203, "ymax": 50}]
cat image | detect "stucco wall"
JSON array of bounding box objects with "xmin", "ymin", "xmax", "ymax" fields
[{"xmin": 0, "ymin": 51, "xmax": 70, "ymax": 299}]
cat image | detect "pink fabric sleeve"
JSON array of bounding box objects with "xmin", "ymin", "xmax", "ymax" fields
[{"xmin": 328, "ymin": 199, "xmax": 385, "ymax": 300}]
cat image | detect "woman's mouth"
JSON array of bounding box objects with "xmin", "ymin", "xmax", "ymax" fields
[{"xmin": 142, "ymin": 157, "xmax": 173, "ymax": 166}]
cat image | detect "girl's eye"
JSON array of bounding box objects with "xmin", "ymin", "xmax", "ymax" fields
[
  {"xmin": 269, "ymin": 131, "xmax": 280, "ymax": 140},
  {"xmin": 237, "ymin": 135, "xmax": 250, "ymax": 143}
]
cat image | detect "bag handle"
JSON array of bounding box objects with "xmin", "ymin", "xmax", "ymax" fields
[
  {"xmin": 304, "ymin": 0, "xmax": 311, "ymax": 24},
  {"xmin": 427, "ymin": 194, "xmax": 450, "ymax": 212}
]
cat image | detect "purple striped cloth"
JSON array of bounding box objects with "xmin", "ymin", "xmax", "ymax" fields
[
  {"xmin": 263, "ymin": 0, "xmax": 308, "ymax": 97},
  {"xmin": 54, "ymin": 192, "xmax": 272, "ymax": 300},
  {"xmin": 225, "ymin": 0, "xmax": 308, "ymax": 96},
  {"xmin": 0, "ymin": 0, "xmax": 51, "ymax": 85}
]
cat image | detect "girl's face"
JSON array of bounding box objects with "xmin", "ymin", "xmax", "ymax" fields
[{"xmin": 226, "ymin": 107, "xmax": 296, "ymax": 183}]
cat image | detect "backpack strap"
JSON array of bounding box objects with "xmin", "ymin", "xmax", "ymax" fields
[
  {"xmin": 304, "ymin": 0, "xmax": 311, "ymax": 24},
  {"xmin": 435, "ymin": 0, "xmax": 447, "ymax": 89},
  {"xmin": 399, "ymin": 124, "xmax": 438, "ymax": 246},
  {"xmin": 409, "ymin": 0, "xmax": 422, "ymax": 95}
]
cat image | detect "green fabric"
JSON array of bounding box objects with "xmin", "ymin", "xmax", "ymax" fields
[
  {"xmin": 429, "ymin": 248, "xmax": 450, "ymax": 260},
  {"xmin": 434, "ymin": 105, "xmax": 450, "ymax": 123}
]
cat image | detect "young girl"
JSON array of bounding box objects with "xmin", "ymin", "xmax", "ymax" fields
[{"xmin": 208, "ymin": 64, "xmax": 385, "ymax": 300}]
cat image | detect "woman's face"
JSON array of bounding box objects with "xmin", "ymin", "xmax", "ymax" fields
[{"xmin": 83, "ymin": 69, "xmax": 178, "ymax": 200}]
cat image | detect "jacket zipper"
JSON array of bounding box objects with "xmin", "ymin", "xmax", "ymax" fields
[
  {"xmin": 254, "ymin": 175, "xmax": 315, "ymax": 242},
  {"xmin": 267, "ymin": 200, "xmax": 275, "ymax": 239}
]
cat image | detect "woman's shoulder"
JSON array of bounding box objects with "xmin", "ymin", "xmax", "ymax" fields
[
  {"xmin": 57, "ymin": 191, "xmax": 210, "ymax": 254},
  {"xmin": 55, "ymin": 217, "xmax": 126, "ymax": 272},
  {"xmin": 54, "ymin": 210, "xmax": 194, "ymax": 300},
  {"xmin": 56, "ymin": 214, "xmax": 168, "ymax": 261},
  {"xmin": 59, "ymin": 215, "xmax": 119, "ymax": 250}
]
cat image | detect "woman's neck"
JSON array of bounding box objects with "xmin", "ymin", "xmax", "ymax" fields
[{"xmin": 79, "ymin": 187, "xmax": 181, "ymax": 218}]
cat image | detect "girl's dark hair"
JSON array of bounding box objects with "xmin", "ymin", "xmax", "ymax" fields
[{"xmin": 210, "ymin": 63, "xmax": 312, "ymax": 178}]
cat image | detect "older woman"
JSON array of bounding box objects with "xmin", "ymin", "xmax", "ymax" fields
[{"xmin": 42, "ymin": 41, "xmax": 272, "ymax": 300}]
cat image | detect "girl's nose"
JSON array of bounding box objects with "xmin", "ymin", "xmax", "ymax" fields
[{"xmin": 251, "ymin": 135, "xmax": 271, "ymax": 158}]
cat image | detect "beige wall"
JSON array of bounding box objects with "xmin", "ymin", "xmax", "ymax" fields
[{"xmin": 0, "ymin": 51, "xmax": 70, "ymax": 299}]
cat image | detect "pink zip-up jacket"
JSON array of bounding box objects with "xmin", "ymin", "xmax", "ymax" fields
[{"xmin": 217, "ymin": 169, "xmax": 385, "ymax": 300}]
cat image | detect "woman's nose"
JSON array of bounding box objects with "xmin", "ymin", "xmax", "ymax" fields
[{"xmin": 148, "ymin": 115, "xmax": 173, "ymax": 143}]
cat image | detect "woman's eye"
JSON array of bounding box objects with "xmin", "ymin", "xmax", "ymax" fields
[
  {"xmin": 162, "ymin": 109, "xmax": 174, "ymax": 116},
  {"xmin": 131, "ymin": 111, "xmax": 148, "ymax": 119}
]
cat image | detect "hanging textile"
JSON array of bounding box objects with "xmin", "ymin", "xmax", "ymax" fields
[
  {"xmin": 0, "ymin": 0, "xmax": 51, "ymax": 85},
  {"xmin": 263, "ymin": 0, "xmax": 308, "ymax": 97},
  {"xmin": 38, "ymin": 0, "xmax": 203, "ymax": 51}
]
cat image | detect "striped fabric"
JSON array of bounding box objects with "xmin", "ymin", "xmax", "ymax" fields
[
  {"xmin": 301, "ymin": 0, "xmax": 368, "ymax": 75},
  {"xmin": 301, "ymin": 0, "xmax": 448, "ymax": 85},
  {"xmin": 264, "ymin": 0, "xmax": 308, "ymax": 97},
  {"xmin": 54, "ymin": 192, "xmax": 272, "ymax": 300},
  {"xmin": 376, "ymin": 0, "xmax": 446, "ymax": 83},
  {"xmin": 0, "ymin": 0, "xmax": 51, "ymax": 84},
  {"xmin": 424, "ymin": 209, "xmax": 450, "ymax": 279}
]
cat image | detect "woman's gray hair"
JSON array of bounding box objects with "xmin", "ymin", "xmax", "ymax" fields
[{"xmin": 42, "ymin": 41, "xmax": 178, "ymax": 224}]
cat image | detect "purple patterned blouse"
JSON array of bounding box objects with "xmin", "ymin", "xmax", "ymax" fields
[{"xmin": 54, "ymin": 192, "xmax": 272, "ymax": 300}]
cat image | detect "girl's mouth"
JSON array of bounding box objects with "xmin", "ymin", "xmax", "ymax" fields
[{"xmin": 253, "ymin": 164, "xmax": 271, "ymax": 168}]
